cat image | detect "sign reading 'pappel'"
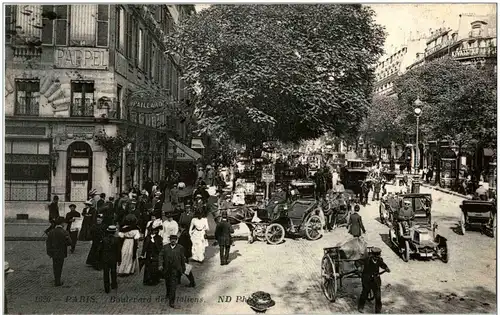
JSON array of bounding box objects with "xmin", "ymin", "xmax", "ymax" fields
[{"xmin": 54, "ymin": 47, "xmax": 109, "ymax": 70}]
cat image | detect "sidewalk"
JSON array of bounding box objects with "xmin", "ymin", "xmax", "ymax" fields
[{"xmin": 420, "ymin": 182, "xmax": 469, "ymax": 199}]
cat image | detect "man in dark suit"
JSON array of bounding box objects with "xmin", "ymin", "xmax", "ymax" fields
[
  {"xmin": 45, "ymin": 196, "xmax": 60, "ymax": 235},
  {"xmin": 65, "ymin": 204, "xmax": 81, "ymax": 253},
  {"xmin": 46, "ymin": 217, "xmax": 72, "ymax": 286},
  {"xmin": 99, "ymin": 225, "xmax": 121, "ymax": 293},
  {"xmin": 215, "ymin": 211, "xmax": 234, "ymax": 265},
  {"xmin": 159, "ymin": 235, "xmax": 186, "ymax": 308},
  {"xmin": 347, "ymin": 205, "xmax": 366, "ymax": 238},
  {"xmin": 358, "ymin": 247, "xmax": 390, "ymax": 313}
]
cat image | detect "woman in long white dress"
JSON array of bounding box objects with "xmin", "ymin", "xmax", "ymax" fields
[
  {"xmin": 189, "ymin": 212, "xmax": 209, "ymax": 262},
  {"xmin": 117, "ymin": 223, "xmax": 141, "ymax": 275}
]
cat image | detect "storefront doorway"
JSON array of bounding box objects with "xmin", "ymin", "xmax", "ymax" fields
[{"xmin": 66, "ymin": 141, "xmax": 93, "ymax": 202}]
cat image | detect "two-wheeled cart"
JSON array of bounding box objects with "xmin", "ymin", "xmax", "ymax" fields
[{"xmin": 321, "ymin": 246, "xmax": 384, "ymax": 302}]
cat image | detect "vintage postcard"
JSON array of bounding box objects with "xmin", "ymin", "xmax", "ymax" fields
[{"xmin": 3, "ymin": 2, "xmax": 497, "ymax": 314}]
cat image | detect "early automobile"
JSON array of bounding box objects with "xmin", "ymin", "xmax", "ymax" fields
[
  {"xmin": 459, "ymin": 200, "xmax": 496, "ymax": 238},
  {"xmin": 340, "ymin": 160, "xmax": 370, "ymax": 200},
  {"xmin": 388, "ymin": 193, "xmax": 448, "ymax": 263}
]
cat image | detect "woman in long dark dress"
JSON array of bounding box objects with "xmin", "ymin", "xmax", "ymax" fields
[
  {"xmin": 79, "ymin": 201, "xmax": 97, "ymax": 241},
  {"xmin": 86, "ymin": 214, "xmax": 106, "ymax": 270},
  {"xmin": 140, "ymin": 222, "xmax": 163, "ymax": 285}
]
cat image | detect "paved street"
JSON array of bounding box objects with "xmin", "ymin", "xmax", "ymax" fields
[{"xmin": 5, "ymin": 186, "xmax": 496, "ymax": 314}]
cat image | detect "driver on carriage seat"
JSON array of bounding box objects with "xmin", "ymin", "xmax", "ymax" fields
[{"xmin": 358, "ymin": 247, "xmax": 390, "ymax": 314}]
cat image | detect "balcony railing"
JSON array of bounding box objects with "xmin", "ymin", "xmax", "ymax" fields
[{"xmin": 452, "ymin": 46, "xmax": 497, "ymax": 59}]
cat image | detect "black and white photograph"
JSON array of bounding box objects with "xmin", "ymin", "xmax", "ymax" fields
[{"xmin": 2, "ymin": 2, "xmax": 497, "ymax": 314}]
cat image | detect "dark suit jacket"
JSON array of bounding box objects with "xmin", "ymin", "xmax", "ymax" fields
[
  {"xmin": 348, "ymin": 212, "xmax": 366, "ymax": 237},
  {"xmin": 159, "ymin": 244, "xmax": 186, "ymax": 276},
  {"xmin": 65, "ymin": 210, "xmax": 81, "ymax": 231},
  {"xmin": 215, "ymin": 220, "xmax": 234, "ymax": 246},
  {"xmin": 100, "ymin": 234, "xmax": 122, "ymax": 264},
  {"xmin": 48, "ymin": 202, "xmax": 60, "ymax": 221},
  {"xmin": 46, "ymin": 226, "xmax": 71, "ymax": 259}
]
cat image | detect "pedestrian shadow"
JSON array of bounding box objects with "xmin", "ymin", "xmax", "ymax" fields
[
  {"xmin": 449, "ymin": 225, "xmax": 463, "ymax": 236},
  {"xmin": 228, "ymin": 250, "xmax": 242, "ymax": 263}
]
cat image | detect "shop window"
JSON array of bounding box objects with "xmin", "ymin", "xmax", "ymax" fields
[
  {"xmin": 71, "ymin": 81, "xmax": 95, "ymax": 117},
  {"xmin": 15, "ymin": 79, "xmax": 40, "ymax": 116},
  {"xmin": 5, "ymin": 140, "xmax": 51, "ymax": 201}
]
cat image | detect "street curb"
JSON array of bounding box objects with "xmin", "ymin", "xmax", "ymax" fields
[{"xmin": 421, "ymin": 183, "xmax": 468, "ymax": 199}]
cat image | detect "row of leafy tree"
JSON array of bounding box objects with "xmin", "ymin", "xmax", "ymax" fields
[
  {"xmin": 360, "ymin": 57, "xmax": 497, "ymax": 174},
  {"xmin": 165, "ymin": 4, "xmax": 386, "ymax": 152}
]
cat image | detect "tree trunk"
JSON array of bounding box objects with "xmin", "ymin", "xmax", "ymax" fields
[{"xmin": 436, "ymin": 142, "xmax": 441, "ymax": 187}]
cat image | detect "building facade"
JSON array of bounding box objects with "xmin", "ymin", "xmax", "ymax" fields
[
  {"xmin": 4, "ymin": 4, "xmax": 197, "ymax": 219},
  {"xmin": 408, "ymin": 14, "xmax": 497, "ymax": 70}
]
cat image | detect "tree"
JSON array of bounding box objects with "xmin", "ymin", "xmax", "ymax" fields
[
  {"xmin": 165, "ymin": 4, "xmax": 385, "ymax": 146},
  {"xmin": 394, "ymin": 57, "xmax": 497, "ymax": 180},
  {"xmin": 394, "ymin": 57, "xmax": 496, "ymax": 150},
  {"xmin": 360, "ymin": 95, "xmax": 408, "ymax": 156}
]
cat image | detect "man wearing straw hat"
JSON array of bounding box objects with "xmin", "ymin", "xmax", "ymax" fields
[
  {"xmin": 99, "ymin": 225, "xmax": 121, "ymax": 293},
  {"xmin": 46, "ymin": 217, "xmax": 72, "ymax": 286}
]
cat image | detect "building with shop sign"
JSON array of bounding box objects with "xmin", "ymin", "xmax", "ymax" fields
[{"xmin": 4, "ymin": 4, "xmax": 198, "ymax": 220}]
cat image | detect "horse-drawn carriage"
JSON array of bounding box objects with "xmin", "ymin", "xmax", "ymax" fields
[
  {"xmin": 387, "ymin": 193, "xmax": 448, "ymax": 262},
  {"xmin": 321, "ymin": 242, "xmax": 386, "ymax": 302},
  {"xmin": 324, "ymin": 189, "xmax": 355, "ymax": 229},
  {"xmin": 225, "ymin": 191, "xmax": 324, "ymax": 244},
  {"xmin": 459, "ymin": 200, "xmax": 496, "ymax": 238}
]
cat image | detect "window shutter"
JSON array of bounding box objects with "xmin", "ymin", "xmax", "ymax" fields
[
  {"xmin": 5, "ymin": 5, "xmax": 16, "ymax": 43},
  {"xmin": 96, "ymin": 5, "xmax": 109, "ymax": 47},
  {"xmin": 41, "ymin": 5, "xmax": 54, "ymax": 45},
  {"xmin": 54, "ymin": 5, "xmax": 68, "ymax": 46}
]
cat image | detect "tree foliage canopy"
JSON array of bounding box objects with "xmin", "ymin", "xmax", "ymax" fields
[
  {"xmin": 393, "ymin": 57, "xmax": 497, "ymax": 150},
  {"xmin": 165, "ymin": 4, "xmax": 385, "ymax": 145}
]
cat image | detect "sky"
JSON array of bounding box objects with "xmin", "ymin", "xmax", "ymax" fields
[{"xmin": 195, "ymin": 3, "xmax": 496, "ymax": 54}]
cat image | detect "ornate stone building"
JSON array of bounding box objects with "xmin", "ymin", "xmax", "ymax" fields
[{"xmin": 4, "ymin": 4, "xmax": 197, "ymax": 219}]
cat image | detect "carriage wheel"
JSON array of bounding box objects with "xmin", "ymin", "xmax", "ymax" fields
[
  {"xmin": 265, "ymin": 223, "xmax": 285, "ymax": 245},
  {"xmin": 321, "ymin": 255, "xmax": 338, "ymax": 302},
  {"xmin": 459, "ymin": 212, "xmax": 466, "ymax": 235},
  {"xmin": 439, "ymin": 243, "xmax": 449, "ymax": 263},
  {"xmin": 491, "ymin": 214, "xmax": 496, "ymax": 239},
  {"xmin": 305, "ymin": 215, "xmax": 323, "ymax": 240},
  {"xmin": 254, "ymin": 225, "xmax": 267, "ymax": 242},
  {"xmin": 402, "ymin": 240, "xmax": 410, "ymax": 262},
  {"xmin": 379, "ymin": 204, "xmax": 386, "ymax": 225}
]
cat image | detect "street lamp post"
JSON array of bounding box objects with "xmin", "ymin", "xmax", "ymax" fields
[{"xmin": 414, "ymin": 98, "xmax": 423, "ymax": 175}]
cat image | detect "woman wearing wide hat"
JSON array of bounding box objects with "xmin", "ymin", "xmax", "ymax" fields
[
  {"xmin": 79, "ymin": 201, "xmax": 96, "ymax": 241},
  {"xmin": 247, "ymin": 291, "xmax": 276, "ymax": 313},
  {"xmin": 140, "ymin": 221, "xmax": 163, "ymax": 285}
]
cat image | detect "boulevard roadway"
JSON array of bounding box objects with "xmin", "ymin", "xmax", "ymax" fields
[{"xmin": 5, "ymin": 186, "xmax": 496, "ymax": 314}]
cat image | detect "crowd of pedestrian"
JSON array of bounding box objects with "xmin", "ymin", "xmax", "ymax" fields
[{"xmin": 44, "ymin": 164, "xmax": 235, "ymax": 309}]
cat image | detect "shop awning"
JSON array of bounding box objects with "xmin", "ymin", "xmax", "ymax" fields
[
  {"xmin": 191, "ymin": 138, "xmax": 205, "ymax": 149},
  {"xmin": 168, "ymin": 138, "xmax": 202, "ymax": 161}
]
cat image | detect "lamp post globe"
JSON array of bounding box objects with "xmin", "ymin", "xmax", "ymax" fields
[
  {"xmin": 414, "ymin": 97, "xmax": 423, "ymax": 108},
  {"xmin": 414, "ymin": 107, "xmax": 422, "ymax": 116}
]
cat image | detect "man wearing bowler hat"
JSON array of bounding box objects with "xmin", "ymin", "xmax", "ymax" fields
[
  {"xmin": 358, "ymin": 247, "xmax": 390, "ymax": 313},
  {"xmin": 46, "ymin": 217, "xmax": 72, "ymax": 286},
  {"xmin": 159, "ymin": 234, "xmax": 186, "ymax": 308},
  {"xmin": 99, "ymin": 225, "xmax": 121, "ymax": 293},
  {"xmin": 215, "ymin": 210, "xmax": 234, "ymax": 265}
]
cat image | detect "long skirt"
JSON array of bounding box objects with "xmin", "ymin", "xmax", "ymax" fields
[
  {"xmin": 143, "ymin": 258, "xmax": 160, "ymax": 285},
  {"xmin": 86, "ymin": 240, "xmax": 101, "ymax": 269},
  {"xmin": 191, "ymin": 230, "xmax": 207, "ymax": 262},
  {"xmin": 117, "ymin": 239, "xmax": 138, "ymax": 275},
  {"xmin": 79, "ymin": 217, "xmax": 93, "ymax": 241}
]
